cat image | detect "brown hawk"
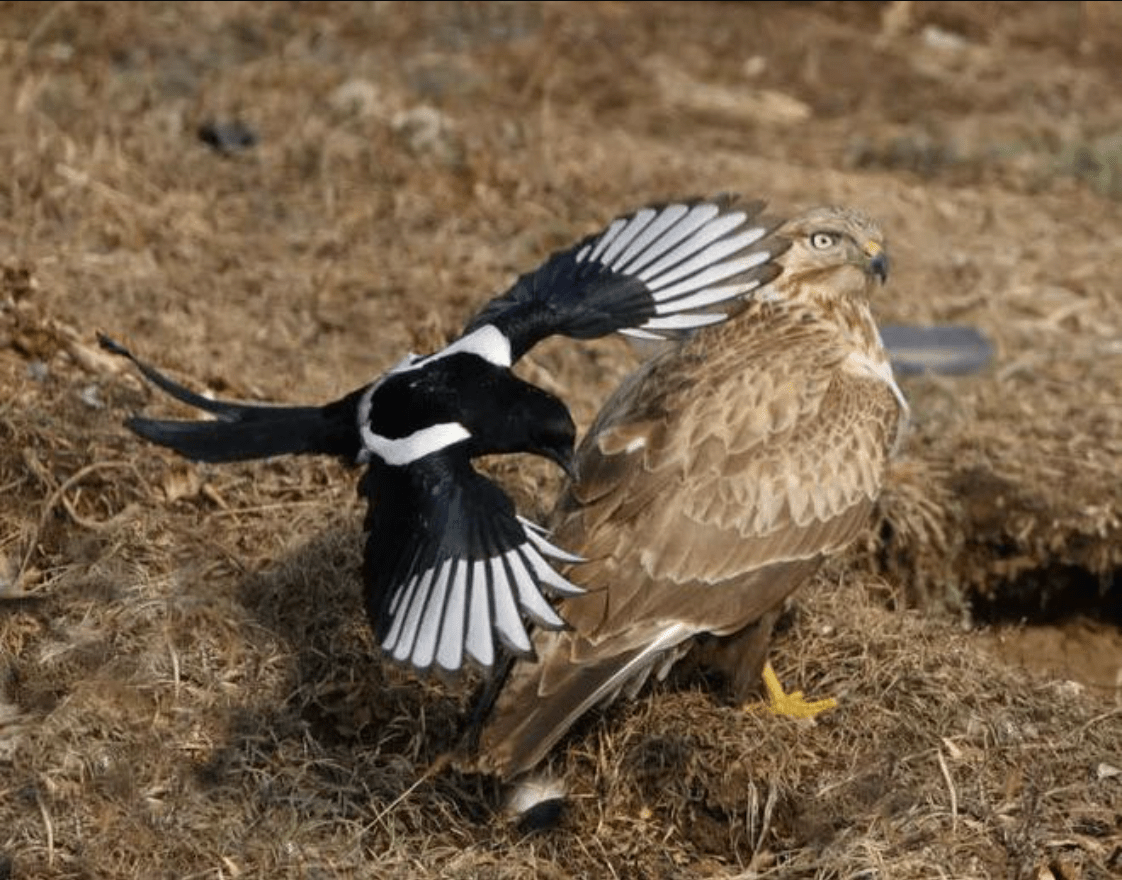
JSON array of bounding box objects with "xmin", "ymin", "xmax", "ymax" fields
[{"xmin": 468, "ymin": 205, "xmax": 909, "ymax": 785}]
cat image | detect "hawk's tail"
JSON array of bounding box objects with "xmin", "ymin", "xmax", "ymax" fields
[{"xmin": 469, "ymin": 623, "xmax": 694, "ymax": 782}]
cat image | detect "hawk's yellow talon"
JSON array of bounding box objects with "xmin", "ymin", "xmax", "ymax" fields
[{"xmin": 749, "ymin": 662, "xmax": 837, "ymax": 720}]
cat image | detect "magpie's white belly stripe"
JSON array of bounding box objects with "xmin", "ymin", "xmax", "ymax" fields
[{"xmin": 359, "ymin": 421, "xmax": 470, "ymax": 466}]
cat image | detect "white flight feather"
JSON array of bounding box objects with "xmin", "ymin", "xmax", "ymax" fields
[
  {"xmin": 587, "ymin": 217, "xmax": 627, "ymax": 264},
  {"xmin": 435, "ymin": 559, "xmax": 467, "ymax": 672},
  {"xmin": 597, "ymin": 208, "xmax": 657, "ymax": 268},
  {"xmin": 489, "ymin": 556, "xmax": 533, "ymax": 654},
  {"xmin": 411, "ymin": 561, "xmax": 451, "ymax": 669},
  {"xmin": 641, "ymin": 312, "xmax": 726, "ymax": 331},
  {"xmin": 617, "ymin": 326, "xmax": 666, "ymax": 340},
  {"xmin": 621, "ymin": 203, "xmax": 722, "ymax": 276},
  {"xmin": 521, "ymin": 520, "xmax": 585, "ymax": 563},
  {"xmin": 521, "ymin": 546, "xmax": 584, "ymax": 598},
  {"xmin": 465, "ymin": 566, "xmax": 494, "ymax": 669},
  {"xmin": 648, "ymin": 247, "xmax": 770, "ymax": 297},
  {"xmin": 611, "ymin": 204, "xmax": 690, "ymax": 272},
  {"xmin": 382, "ymin": 570, "xmax": 422, "ymax": 651},
  {"xmin": 652, "ymin": 281, "xmax": 758, "ymax": 315},
  {"xmin": 505, "ymin": 548, "xmax": 566, "ymax": 629},
  {"xmin": 391, "ymin": 565, "xmax": 436, "ymax": 663},
  {"xmin": 636, "ymin": 212, "xmax": 745, "ymax": 282}
]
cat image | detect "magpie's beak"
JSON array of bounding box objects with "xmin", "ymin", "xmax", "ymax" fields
[
  {"xmin": 865, "ymin": 242, "xmax": 889, "ymax": 284},
  {"xmin": 542, "ymin": 445, "xmax": 578, "ymax": 483},
  {"xmin": 556, "ymin": 449, "xmax": 578, "ymax": 483}
]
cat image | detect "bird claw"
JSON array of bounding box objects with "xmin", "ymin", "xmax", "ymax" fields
[{"xmin": 745, "ymin": 662, "xmax": 837, "ymax": 720}]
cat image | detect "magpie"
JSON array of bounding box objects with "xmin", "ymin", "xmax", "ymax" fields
[{"xmin": 100, "ymin": 195, "xmax": 789, "ymax": 679}]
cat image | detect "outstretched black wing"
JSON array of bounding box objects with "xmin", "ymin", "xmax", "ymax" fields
[
  {"xmin": 361, "ymin": 454, "xmax": 582, "ymax": 677},
  {"xmin": 464, "ymin": 195, "xmax": 788, "ymax": 359}
]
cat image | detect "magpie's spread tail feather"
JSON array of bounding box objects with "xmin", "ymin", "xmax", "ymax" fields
[
  {"xmin": 125, "ymin": 408, "xmax": 351, "ymax": 463},
  {"xmin": 99, "ymin": 334, "xmax": 361, "ymax": 463}
]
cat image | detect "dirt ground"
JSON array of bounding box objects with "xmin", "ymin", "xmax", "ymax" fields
[{"xmin": 1, "ymin": 2, "xmax": 1120, "ymax": 878}]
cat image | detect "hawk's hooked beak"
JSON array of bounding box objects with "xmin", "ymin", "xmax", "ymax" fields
[{"xmin": 865, "ymin": 241, "xmax": 889, "ymax": 284}]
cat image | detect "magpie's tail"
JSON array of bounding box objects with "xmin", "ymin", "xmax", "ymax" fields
[{"xmin": 99, "ymin": 334, "xmax": 362, "ymax": 463}]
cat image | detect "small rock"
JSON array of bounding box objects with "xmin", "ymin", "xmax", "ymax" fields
[
  {"xmin": 197, "ymin": 120, "xmax": 258, "ymax": 154},
  {"xmin": 1096, "ymin": 761, "xmax": 1120, "ymax": 780},
  {"xmin": 921, "ymin": 25, "xmax": 970, "ymax": 52},
  {"xmin": 79, "ymin": 384, "xmax": 104, "ymax": 409},
  {"xmin": 392, "ymin": 105, "xmax": 461, "ymax": 163},
  {"xmin": 329, "ymin": 78, "xmax": 387, "ymax": 118}
]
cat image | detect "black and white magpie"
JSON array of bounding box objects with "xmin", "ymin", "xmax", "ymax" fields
[{"xmin": 100, "ymin": 195, "xmax": 788, "ymax": 679}]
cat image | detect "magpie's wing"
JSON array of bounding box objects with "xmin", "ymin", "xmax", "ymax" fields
[
  {"xmin": 360, "ymin": 455, "xmax": 582, "ymax": 678},
  {"xmin": 463, "ymin": 195, "xmax": 789, "ymax": 359}
]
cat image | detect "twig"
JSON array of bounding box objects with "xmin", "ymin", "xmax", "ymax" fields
[
  {"xmin": 368, "ymin": 753, "xmax": 451, "ymax": 832},
  {"xmin": 936, "ymin": 746, "xmax": 958, "ymax": 833},
  {"xmin": 16, "ymin": 460, "xmax": 137, "ymax": 592},
  {"xmin": 755, "ymin": 779, "xmax": 777, "ymax": 857},
  {"xmin": 36, "ymin": 788, "xmax": 54, "ymax": 867},
  {"xmin": 167, "ymin": 629, "xmax": 182, "ymax": 700},
  {"xmin": 207, "ymin": 499, "xmax": 335, "ymax": 519}
]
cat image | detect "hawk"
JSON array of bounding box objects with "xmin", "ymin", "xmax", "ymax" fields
[
  {"xmin": 101, "ymin": 196, "xmax": 788, "ymax": 680},
  {"xmin": 470, "ymin": 205, "xmax": 909, "ymax": 784}
]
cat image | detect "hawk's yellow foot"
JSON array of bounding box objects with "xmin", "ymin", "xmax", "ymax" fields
[{"xmin": 750, "ymin": 662, "xmax": 837, "ymax": 719}]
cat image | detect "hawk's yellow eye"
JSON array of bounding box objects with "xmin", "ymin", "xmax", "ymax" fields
[{"xmin": 810, "ymin": 231, "xmax": 837, "ymax": 250}]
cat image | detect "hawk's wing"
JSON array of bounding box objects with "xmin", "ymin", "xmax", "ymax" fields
[
  {"xmin": 474, "ymin": 299, "xmax": 905, "ymax": 777},
  {"xmin": 558, "ymin": 299, "xmax": 901, "ymax": 650},
  {"xmin": 463, "ymin": 196, "xmax": 788, "ymax": 359}
]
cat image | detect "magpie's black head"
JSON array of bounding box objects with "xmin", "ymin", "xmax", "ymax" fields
[
  {"xmin": 524, "ymin": 390, "xmax": 577, "ymax": 479},
  {"xmin": 469, "ymin": 373, "xmax": 576, "ymax": 478}
]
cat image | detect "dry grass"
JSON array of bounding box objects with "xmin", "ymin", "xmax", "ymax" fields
[{"xmin": 2, "ymin": 2, "xmax": 1120, "ymax": 877}]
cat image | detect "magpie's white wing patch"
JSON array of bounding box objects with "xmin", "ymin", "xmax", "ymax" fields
[{"xmin": 363, "ymin": 458, "xmax": 583, "ymax": 678}]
